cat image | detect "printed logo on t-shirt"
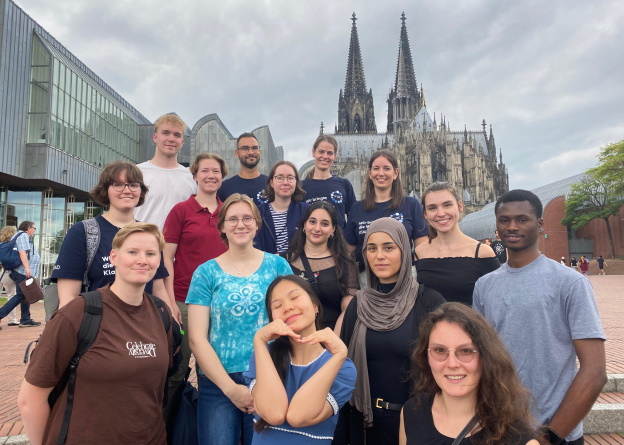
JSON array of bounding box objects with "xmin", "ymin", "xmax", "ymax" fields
[
  {"xmin": 256, "ymin": 190, "xmax": 269, "ymax": 205},
  {"xmin": 126, "ymin": 341, "xmax": 157, "ymax": 358},
  {"xmin": 101, "ymin": 255, "xmax": 116, "ymax": 276},
  {"xmin": 330, "ymin": 190, "xmax": 343, "ymax": 204},
  {"xmin": 228, "ymin": 284, "xmax": 263, "ymax": 316},
  {"xmin": 306, "ymin": 196, "xmax": 327, "ymax": 204},
  {"xmin": 494, "ymin": 244, "xmax": 505, "ymax": 255},
  {"xmin": 389, "ymin": 212, "xmax": 404, "ymax": 223}
]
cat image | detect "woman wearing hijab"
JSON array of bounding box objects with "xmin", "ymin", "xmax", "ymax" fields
[{"xmin": 334, "ymin": 218, "xmax": 445, "ymax": 445}]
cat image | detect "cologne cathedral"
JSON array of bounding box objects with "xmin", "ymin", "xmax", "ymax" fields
[{"xmin": 313, "ymin": 13, "xmax": 509, "ymax": 211}]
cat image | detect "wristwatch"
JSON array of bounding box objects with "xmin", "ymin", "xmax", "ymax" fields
[{"xmin": 545, "ymin": 427, "xmax": 564, "ymax": 445}]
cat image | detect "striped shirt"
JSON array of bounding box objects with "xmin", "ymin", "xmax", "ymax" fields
[
  {"xmin": 269, "ymin": 205, "xmax": 289, "ymax": 254},
  {"xmin": 13, "ymin": 231, "xmax": 40, "ymax": 278}
]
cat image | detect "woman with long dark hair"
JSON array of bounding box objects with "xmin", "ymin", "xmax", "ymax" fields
[
  {"xmin": 400, "ymin": 302, "xmax": 537, "ymax": 445},
  {"xmin": 415, "ymin": 182, "xmax": 498, "ymax": 306},
  {"xmin": 301, "ymin": 135, "xmax": 356, "ymax": 229},
  {"xmin": 286, "ymin": 201, "xmax": 359, "ymax": 332},
  {"xmin": 245, "ymin": 275, "xmax": 356, "ymax": 444},
  {"xmin": 255, "ymin": 161, "xmax": 309, "ymax": 254},
  {"xmin": 334, "ymin": 218, "xmax": 445, "ymax": 445}
]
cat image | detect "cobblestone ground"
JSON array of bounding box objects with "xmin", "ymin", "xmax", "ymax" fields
[{"xmin": 1, "ymin": 275, "xmax": 623, "ymax": 442}]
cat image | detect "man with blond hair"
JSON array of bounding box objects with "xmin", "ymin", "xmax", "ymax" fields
[{"xmin": 134, "ymin": 114, "xmax": 197, "ymax": 230}]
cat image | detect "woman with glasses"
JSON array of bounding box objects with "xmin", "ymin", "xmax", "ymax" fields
[
  {"xmin": 187, "ymin": 193, "xmax": 292, "ymax": 445},
  {"xmin": 255, "ymin": 161, "xmax": 309, "ymax": 254},
  {"xmin": 400, "ymin": 302, "xmax": 538, "ymax": 445},
  {"xmin": 301, "ymin": 135, "xmax": 356, "ymax": 230},
  {"xmin": 285, "ymin": 201, "xmax": 359, "ymax": 332},
  {"xmin": 52, "ymin": 161, "xmax": 170, "ymax": 310},
  {"xmin": 334, "ymin": 218, "xmax": 444, "ymax": 445}
]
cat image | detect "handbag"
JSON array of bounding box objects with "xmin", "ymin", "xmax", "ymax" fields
[
  {"xmin": 19, "ymin": 276, "xmax": 44, "ymax": 304},
  {"xmin": 168, "ymin": 367, "xmax": 198, "ymax": 445}
]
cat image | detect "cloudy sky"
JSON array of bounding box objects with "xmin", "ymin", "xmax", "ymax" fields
[{"xmin": 18, "ymin": 0, "xmax": 624, "ymax": 190}]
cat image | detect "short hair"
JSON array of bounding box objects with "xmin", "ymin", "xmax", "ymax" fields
[
  {"xmin": 190, "ymin": 152, "xmax": 228, "ymax": 178},
  {"xmin": 154, "ymin": 113, "xmax": 187, "ymax": 134},
  {"xmin": 90, "ymin": 161, "xmax": 148, "ymax": 207},
  {"xmin": 364, "ymin": 150, "xmax": 405, "ymax": 211},
  {"xmin": 421, "ymin": 181, "xmax": 462, "ymax": 241},
  {"xmin": 495, "ymin": 189, "xmax": 543, "ymax": 219},
  {"xmin": 411, "ymin": 302, "xmax": 535, "ymax": 444},
  {"xmin": 236, "ymin": 132, "xmax": 259, "ymax": 147},
  {"xmin": 217, "ymin": 193, "xmax": 262, "ymax": 246},
  {"xmin": 307, "ymin": 135, "xmax": 339, "ymax": 179},
  {"xmin": 18, "ymin": 221, "xmax": 34, "ymax": 232},
  {"xmin": 265, "ymin": 161, "xmax": 305, "ymax": 202},
  {"xmin": 112, "ymin": 222, "xmax": 165, "ymax": 251},
  {"xmin": 0, "ymin": 225, "xmax": 17, "ymax": 242}
]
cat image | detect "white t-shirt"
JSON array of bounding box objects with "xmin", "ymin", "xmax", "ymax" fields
[{"xmin": 134, "ymin": 161, "xmax": 197, "ymax": 230}]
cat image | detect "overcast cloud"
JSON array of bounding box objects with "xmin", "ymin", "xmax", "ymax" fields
[{"xmin": 17, "ymin": 0, "xmax": 624, "ymax": 190}]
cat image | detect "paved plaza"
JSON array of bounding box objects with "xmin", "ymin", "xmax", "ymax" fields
[{"xmin": 1, "ymin": 275, "xmax": 623, "ymax": 444}]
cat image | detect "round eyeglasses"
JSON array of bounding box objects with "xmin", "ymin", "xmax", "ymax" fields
[
  {"xmin": 224, "ymin": 216, "xmax": 255, "ymax": 227},
  {"xmin": 273, "ymin": 175, "xmax": 296, "ymax": 184},
  {"xmin": 111, "ymin": 182, "xmax": 141, "ymax": 192},
  {"xmin": 428, "ymin": 346, "xmax": 478, "ymax": 363}
]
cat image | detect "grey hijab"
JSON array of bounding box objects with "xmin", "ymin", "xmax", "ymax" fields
[{"xmin": 348, "ymin": 217, "xmax": 420, "ymax": 426}]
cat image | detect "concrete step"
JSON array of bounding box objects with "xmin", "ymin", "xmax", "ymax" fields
[{"xmin": 585, "ymin": 374, "xmax": 624, "ymax": 435}]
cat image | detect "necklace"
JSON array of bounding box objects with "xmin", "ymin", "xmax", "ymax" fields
[
  {"xmin": 227, "ymin": 253, "xmax": 253, "ymax": 274},
  {"xmin": 304, "ymin": 248, "xmax": 329, "ymax": 258}
]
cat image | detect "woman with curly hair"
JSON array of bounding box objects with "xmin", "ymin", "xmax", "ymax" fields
[{"xmin": 400, "ymin": 302, "xmax": 538, "ymax": 445}]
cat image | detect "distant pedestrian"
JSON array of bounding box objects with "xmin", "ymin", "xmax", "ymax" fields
[
  {"xmin": 560, "ymin": 257, "xmax": 566, "ymax": 265},
  {"xmin": 580, "ymin": 256, "xmax": 589, "ymax": 275},
  {"xmin": 570, "ymin": 257, "xmax": 578, "ymax": 270},
  {"xmin": 491, "ymin": 230, "xmax": 507, "ymax": 264},
  {"xmin": 597, "ymin": 255, "xmax": 608, "ymax": 275},
  {"xmin": 0, "ymin": 226, "xmax": 19, "ymax": 328}
]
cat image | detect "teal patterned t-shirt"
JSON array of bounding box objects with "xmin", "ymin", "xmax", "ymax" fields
[{"xmin": 186, "ymin": 252, "xmax": 292, "ymax": 373}]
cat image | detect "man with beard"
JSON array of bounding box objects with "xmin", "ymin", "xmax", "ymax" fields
[
  {"xmin": 473, "ymin": 189, "xmax": 606, "ymax": 445},
  {"xmin": 217, "ymin": 132, "xmax": 268, "ymax": 206}
]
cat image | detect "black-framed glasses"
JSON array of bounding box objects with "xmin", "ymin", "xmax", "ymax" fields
[
  {"xmin": 273, "ymin": 175, "xmax": 296, "ymax": 184},
  {"xmin": 225, "ymin": 216, "xmax": 255, "ymax": 227},
  {"xmin": 238, "ymin": 145, "xmax": 260, "ymax": 153},
  {"xmin": 111, "ymin": 182, "xmax": 141, "ymax": 192},
  {"xmin": 428, "ymin": 346, "xmax": 478, "ymax": 363}
]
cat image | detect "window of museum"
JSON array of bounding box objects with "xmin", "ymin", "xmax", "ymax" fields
[{"xmin": 27, "ymin": 35, "xmax": 51, "ymax": 144}]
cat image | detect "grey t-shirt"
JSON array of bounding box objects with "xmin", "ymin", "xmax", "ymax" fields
[{"xmin": 473, "ymin": 255, "xmax": 605, "ymax": 441}]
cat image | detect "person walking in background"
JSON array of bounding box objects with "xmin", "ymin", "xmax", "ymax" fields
[
  {"xmin": 474, "ymin": 189, "xmax": 606, "ymax": 445},
  {"xmin": 301, "ymin": 135, "xmax": 356, "ymax": 230},
  {"xmin": 135, "ymin": 114, "xmax": 197, "ymax": 230},
  {"xmin": 218, "ymin": 133, "xmax": 268, "ymax": 206},
  {"xmin": 579, "ymin": 256, "xmax": 589, "ymax": 275},
  {"xmin": 255, "ymin": 161, "xmax": 309, "ymax": 255},
  {"xmin": 597, "ymin": 255, "xmax": 608, "ymax": 275},
  {"xmin": 0, "ymin": 225, "xmax": 19, "ymax": 328},
  {"xmin": 415, "ymin": 182, "xmax": 499, "ymax": 306},
  {"xmin": 286, "ymin": 201, "xmax": 359, "ymax": 333},
  {"xmin": 570, "ymin": 256, "xmax": 578, "ymax": 271},
  {"xmin": 0, "ymin": 221, "xmax": 41, "ymax": 328},
  {"xmin": 345, "ymin": 150, "xmax": 428, "ymax": 282},
  {"xmin": 186, "ymin": 194, "xmax": 292, "ymax": 445},
  {"xmin": 491, "ymin": 230, "xmax": 507, "ymax": 264},
  {"xmin": 560, "ymin": 257, "xmax": 566, "ymax": 265}
]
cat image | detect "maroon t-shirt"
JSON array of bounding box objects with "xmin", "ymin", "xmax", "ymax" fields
[
  {"xmin": 25, "ymin": 285, "xmax": 172, "ymax": 445},
  {"xmin": 163, "ymin": 195, "xmax": 227, "ymax": 301}
]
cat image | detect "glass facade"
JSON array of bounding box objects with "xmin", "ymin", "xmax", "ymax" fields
[{"xmin": 27, "ymin": 35, "xmax": 141, "ymax": 167}]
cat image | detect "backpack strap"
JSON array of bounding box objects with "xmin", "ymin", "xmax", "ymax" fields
[
  {"xmin": 149, "ymin": 294, "xmax": 171, "ymax": 333},
  {"xmin": 56, "ymin": 290, "xmax": 103, "ymax": 444},
  {"xmin": 81, "ymin": 219, "xmax": 101, "ymax": 290},
  {"xmin": 299, "ymin": 253, "xmax": 322, "ymax": 298}
]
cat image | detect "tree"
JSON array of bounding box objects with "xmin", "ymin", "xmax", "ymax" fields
[{"xmin": 563, "ymin": 139, "xmax": 624, "ymax": 258}]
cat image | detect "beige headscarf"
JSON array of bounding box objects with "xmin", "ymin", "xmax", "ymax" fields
[{"xmin": 348, "ymin": 217, "xmax": 420, "ymax": 427}]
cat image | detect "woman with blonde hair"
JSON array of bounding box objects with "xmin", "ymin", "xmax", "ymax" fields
[{"xmin": 0, "ymin": 225, "xmax": 19, "ymax": 328}]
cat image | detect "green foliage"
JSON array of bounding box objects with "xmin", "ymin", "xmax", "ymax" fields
[
  {"xmin": 562, "ymin": 178, "xmax": 622, "ymax": 229},
  {"xmin": 588, "ymin": 140, "xmax": 624, "ymax": 195}
]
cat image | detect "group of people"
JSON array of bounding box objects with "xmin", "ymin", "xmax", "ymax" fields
[{"xmin": 8, "ymin": 113, "xmax": 606, "ymax": 445}]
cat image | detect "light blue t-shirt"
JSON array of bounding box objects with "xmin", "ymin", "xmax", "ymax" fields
[{"xmin": 186, "ymin": 252, "xmax": 292, "ymax": 373}]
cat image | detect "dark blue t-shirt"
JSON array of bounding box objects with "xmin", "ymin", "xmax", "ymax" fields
[
  {"xmin": 345, "ymin": 197, "xmax": 429, "ymax": 252},
  {"xmin": 217, "ymin": 174, "xmax": 268, "ymax": 207},
  {"xmin": 301, "ymin": 176, "xmax": 356, "ymax": 229},
  {"xmin": 51, "ymin": 215, "xmax": 168, "ymax": 295}
]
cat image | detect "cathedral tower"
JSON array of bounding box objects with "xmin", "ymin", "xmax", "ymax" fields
[
  {"xmin": 387, "ymin": 13, "xmax": 420, "ymax": 133},
  {"xmin": 337, "ymin": 13, "xmax": 377, "ymax": 134}
]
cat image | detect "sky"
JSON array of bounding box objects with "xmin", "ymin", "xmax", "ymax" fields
[{"xmin": 17, "ymin": 0, "xmax": 624, "ymax": 190}]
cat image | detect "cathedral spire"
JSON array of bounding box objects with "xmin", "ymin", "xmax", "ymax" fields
[{"xmin": 344, "ymin": 12, "xmax": 367, "ymax": 97}]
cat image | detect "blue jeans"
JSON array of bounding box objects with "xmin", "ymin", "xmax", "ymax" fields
[
  {"xmin": 197, "ymin": 373, "xmax": 253, "ymax": 445},
  {"xmin": 0, "ymin": 271, "xmax": 31, "ymax": 323}
]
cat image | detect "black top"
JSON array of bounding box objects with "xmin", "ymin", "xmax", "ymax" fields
[
  {"xmin": 404, "ymin": 393, "xmax": 535, "ymax": 445},
  {"xmin": 491, "ymin": 240, "xmax": 507, "ymax": 264},
  {"xmin": 290, "ymin": 263, "xmax": 343, "ymax": 329},
  {"xmin": 415, "ymin": 245, "xmax": 500, "ymax": 306}
]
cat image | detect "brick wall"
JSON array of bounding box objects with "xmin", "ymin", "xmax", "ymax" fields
[
  {"xmin": 539, "ymin": 196, "xmax": 570, "ymax": 262},
  {"xmin": 576, "ymin": 206, "xmax": 624, "ymax": 258}
]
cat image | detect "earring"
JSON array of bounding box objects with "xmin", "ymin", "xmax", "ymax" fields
[{"xmin": 330, "ymin": 233, "xmax": 334, "ymax": 238}]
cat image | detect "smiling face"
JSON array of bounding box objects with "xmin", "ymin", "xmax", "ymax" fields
[
  {"xmin": 221, "ymin": 201, "xmax": 258, "ymax": 247},
  {"xmin": 369, "ymin": 155, "xmax": 399, "ymax": 192},
  {"xmin": 428, "ymin": 321, "xmax": 481, "ymax": 401},
  {"xmin": 270, "ymin": 163, "xmax": 297, "ymax": 200},
  {"xmin": 194, "ymin": 158, "xmax": 223, "ymax": 195},
  {"xmin": 153, "ymin": 122, "xmax": 184, "ymax": 158},
  {"xmin": 495, "ymin": 200, "xmax": 543, "ymax": 252},
  {"xmin": 365, "ymin": 231, "xmax": 402, "ymax": 284},
  {"xmin": 108, "ymin": 172, "xmax": 141, "ymax": 212},
  {"xmin": 269, "ymin": 279, "xmax": 318, "ymax": 336},
  {"xmin": 110, "ymin": 232, "xmax": 161, "ymax": 286},
  {"xmin": 304, "ymin": 208, "xmax": 335, "ymax": 247},
  {"xmin": 424, "ymin": 190, "xmax": 463, "ymax": 234},
  {"xmin": 312, "ymin": 141, "xmax": 336, "ymax": 172},
  {"xmin": 236, "ymin": 136, "xmax": 261, "ymax": 169}
]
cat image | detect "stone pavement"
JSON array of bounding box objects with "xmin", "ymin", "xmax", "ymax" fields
[{"xmin": 1, "ymin": 276, "xmax": 623, "ymax": 444}]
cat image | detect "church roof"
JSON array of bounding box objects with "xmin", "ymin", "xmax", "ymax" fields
[
  {"xmin": 332, "ymin": 132, "xmax": 395, "ymax": 159},
  {"xmin": 409, "ymin": 106, "xmax": 435, "ymax": 132},
  {"xmin": 459, "ymin": 173, "xmax": 587, "ymax": 240},
  {"xmin": 450, "ymin": 130, "xmax": 491, "ymax": 156},
  {"xmin": 344, "ymin": 13, "xmax": 368, "ymax": 97}
]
